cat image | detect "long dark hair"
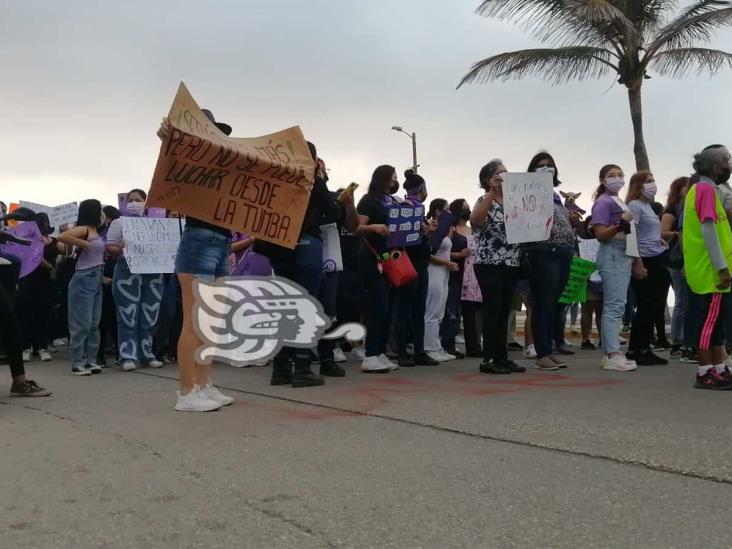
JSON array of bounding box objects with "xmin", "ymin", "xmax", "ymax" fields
[
  {"xmin": 427, "ymin": 198, "xmax": 447, "ymax": 220},
  {"xmin": 449, "ymin": 198, "xmax": 467, "ymax": 224},
  {"xmin": 593, "ymin": 164, "xmax": 622, "ymax": 200},
  {"xmin": 127, "ymin": 188, "xmax": 147, "ymax": 200},
  {"xmin": 368, "ymin": 165, "xmax": 396, "ymax": 197},
  {"xmin": 527, "ymin": 151, "xmax": 561, "ymax": 187},
  {"xmin": 666, "ymin": 176, "xmax": 691, "ymax": 209},
  {"xmin": 103, "ymin": 205, "xmax": 121, "ymax": 222},
  {"xmin": 76, "ymin": 199, "xmax": 102, "ymax": 228}
]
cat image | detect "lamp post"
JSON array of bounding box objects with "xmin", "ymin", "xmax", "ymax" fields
[{"xmin": 391, "ymin": 126, "xmax": 418, "ymax": 174}]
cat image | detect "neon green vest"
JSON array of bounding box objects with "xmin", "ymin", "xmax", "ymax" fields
[{"xmin": 682, "ymin": 183, "xmax": 732, "ymax": 294}]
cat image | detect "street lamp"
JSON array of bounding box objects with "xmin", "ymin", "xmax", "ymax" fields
[{"xmin": 391, "ymin": 126, "xmax": 418, "ymax": 174}]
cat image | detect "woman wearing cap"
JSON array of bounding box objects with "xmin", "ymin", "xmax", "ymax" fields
[
  {"xmin": 157, "ymin": 111, "xmax": 235, "ymax": 412},
  {"xmin": 17, "ymin": 212, "xmax": 64, "ymax": 363}
]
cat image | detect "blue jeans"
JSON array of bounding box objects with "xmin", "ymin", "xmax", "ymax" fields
[
  {"xmin": 113, "ymin": 258, "xmax": 164, "ymax": 364},
  {"xmin": 597, "ymin": 240, "xmax": 632, "ymax": 355},
  {"xmin": 68, "ymin": 265, "xmax": 103, "ymax": 368},
  {"xmin": 669, "ymin": 268, "xmax": 688, "ymax": 345},
  {"xmin": 528, "ymin": 247, "xmax": 574, "ymax": 358}
]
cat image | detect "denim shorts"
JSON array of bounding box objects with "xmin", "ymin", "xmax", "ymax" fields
[{"xmin": 174, "ymin": 227, "xmax": 231, "ymax": 280}]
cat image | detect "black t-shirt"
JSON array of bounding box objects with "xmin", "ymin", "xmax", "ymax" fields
[
  {"xmin": 357, "ymin": 194, "xmax": 389, "ymax": 266},
  {"xmin": 406, "ymin": 235, "xmax": 431, "ymax": 270},
  {"xmin": 185, "ymin": 216, "xmax": 231, "ymax": 237}
]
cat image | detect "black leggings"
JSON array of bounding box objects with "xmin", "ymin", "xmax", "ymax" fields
[
  {"xmin": 475, "ymin": 264, "xmax": 518, "ymax": 363},
  {"xmin": 18, "ymin": 270, "xmax": 55, "ymax": 352},
  {"xmin": 629, "ymin": 254, "xmax": 672, "ymax": 353},
  {"xmin": 0, "ymin": 272, "xmax": 25, "ymax": 378}
]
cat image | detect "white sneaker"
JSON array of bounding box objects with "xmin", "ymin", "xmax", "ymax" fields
[
  {"xmin": 71, "ymin": 366, "xmax": 92, "ymax": 376},
  {"xmin": 147, "ymin": 359, "xmax": 164, "ymax": 369},
  {"xmin": 619, "ymin": 336, "xmax": 628, "ymax": 345},
  {"xmin": 379, "ymin": 354, "xmax": 399, "ymax": 370},
  {"xmin": 350, "ymin": 347, "xmax": 366, "ymax": 361},
  {"xmin": 87, "ymin": 363, "xmax": 103, "ymax": 374},
  {"xmin": 121, "ymin": 361, "xmax": 137, "ymax": 372},
  {"xmin": 22, "ymin": 350, "xmax": 32, "ymax": 362},
  {"xmin": 333, "ymin": 348, "xmax": 347, "ymax": 363},
  {"xmin": 601, "ymin": 354, "xmax": 637, "ymax": 371},
  {"xmin": 361, "ymin": 356, "xmax": 391, "ymax": 373},
  {"xmin": 175, "ymin": 387, "xmax": 222, "ymax": 412},
  {"xmin": 39, "ymin": 349, "xmax": 52, "ymax": 362},
  {"xmin": 52, "ymin": 338, "xmax": 68, "ymax": 347},
  {"xmin": 523, "ymin": 345, "xmax": 537, "ymax": 359},
  {"xmin": 428, "ymin": 350, "xmax": 454, "ymax": 363},
  {"xmin": 456, "ymin": 335, "xmax": 466, "ymax": 345},
  {"xmin": 200, "ymin": 384, "xmax": 234, "ymax": 406}
]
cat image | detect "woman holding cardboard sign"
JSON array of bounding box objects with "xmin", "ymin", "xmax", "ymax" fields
[{"xmin": 158, "ymin": 112, "xmax": 235, "ymax": 412}]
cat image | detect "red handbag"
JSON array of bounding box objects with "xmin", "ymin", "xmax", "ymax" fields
[{"xmin": 362, "ymin": 238, "xmax": 417, "ymax": 288}]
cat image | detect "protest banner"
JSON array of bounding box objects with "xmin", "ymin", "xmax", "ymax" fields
[
  {"xmin": 559, "ymin": 257, "xmax": 597, "ymax": 304},
  {"xmin": 320, "ymin": 223, "xmax": 343, "ymax": 272},
  {"xmin": 121, "ymin": 217, "xmax": 181, "ymax": 274},
  {"xmin": 3, "ymin": 222, "xmax": 44, "ymax": 278},
  {"xmin": 19, "ymin": 200, "xmax": 78, "ymax": 235},
  {"xmin": 387, "ymin": 204, "xmax": 424, "ymax": 248},
  {"xmin": 502, "ymin": 172, "xmax": 554, "ymax": 244},
  {"xmin": 146, "ymin": 82, "xmax": 315, "ymax": 249}
]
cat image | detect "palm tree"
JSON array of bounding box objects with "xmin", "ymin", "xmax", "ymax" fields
[{"xmin": 458, "ymin": 0, "xmax": 732, "ymax": 170}]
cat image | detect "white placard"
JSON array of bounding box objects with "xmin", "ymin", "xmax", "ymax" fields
[
  {"xmin": 320, "ymin": 223, "xmax": 343, "ymax": 272},
  {"xmin": 121, "ymin": 217, "xmax": 181, "ymax": 274},
  {"xmin": 502, "ymin": 172, "xmax": 554, "ymax": 244},
  {"xmin": 19, "ymin": 200, "xmax": 78, "ymax": 235},
  {"xmin": 578, "ymin": 238, "xmax": 601, "ymax": 283}
]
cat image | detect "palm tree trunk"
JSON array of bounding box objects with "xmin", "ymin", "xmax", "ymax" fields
[{"xmin": 627, "ymin": 84, "xmax": 650, "ymax": 171}]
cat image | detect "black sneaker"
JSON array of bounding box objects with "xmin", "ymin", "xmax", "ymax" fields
[
  {"xmin": 292, "ymin": 362, "xmax": 326, "ymax": 388},
  {"xmin": 398, "ymin": 354, "xmax": 416, "ymax": 367},
  {"xmin": 501, "ymin": 359, "xmax": 526, "ymax": 373},
  {"xmin": 479, "ymin": 360, "xmax": 511, "ymax": 374},
  {"xmin": 413, "ymin": 353, "xmax": 439, "ymax": 366},
  {"xmin": 445, "ymin": 349, "xmax": 465, "ymax": 359},
  {"xmin": 628, "ymin": 351, "xmax": 668, "ymax": 366},
  {"xmin": 581, "ymin": 339, "xmax": 597, "ymax": 350},
  {"xmin": 270, "ymin": 357, "xmax": 293, "ymax": 386},
  {"xmin": 10, "ymin": 380, "xmax": 52, "ymax": 397},
  {"xmin": 670, "ymin": 345, "xmax": 682, "ymax": 356},
  {"xmin": 695, "ymin": 369, "xmax": 732, "ymax": 390},
  {"xmin": 507, "ymin": 342, "xmax": 523, "ymax": 351},
  {"xmin": 320, "ymin": 359, "xmax": 346, "ymax": 377},
  {"xmin": 652, "ymin": 338, "xmax": 672, "ymax": 350}
]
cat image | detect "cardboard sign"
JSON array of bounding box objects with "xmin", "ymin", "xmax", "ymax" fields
[
  {"xmin": 146, "ymin": 82, "xmax": 315, "ymax": 249},
  {"xmin": 320, "ymin": 223, "xmax": 343, "ymax": 272},
  {"xmin": 559, "ymin": 257, "xmax": 597, "ymax": 304},
  {"xmin": 502, "ymin": 172, "xmax": 554, "ymax": 244},
  {"xmin": 387, "ymin": 204, "xmax": 424, "ymax": 248},
  {"xmin": 121, "ymin": 217, "xmax": 181, "ymax": 274},
  {"xmin": 3, "ymin": 221, "xmax": 44, "ymax": 278}
]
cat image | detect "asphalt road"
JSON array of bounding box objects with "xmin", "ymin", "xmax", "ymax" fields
[{"xmin": 3, "ymin": 345, "xmax": 732, "ymax": 548}]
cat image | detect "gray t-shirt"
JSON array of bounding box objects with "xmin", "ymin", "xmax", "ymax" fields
[{"xmin": 628, "ymin": 200, "xmax": 666, "ymax": 258}]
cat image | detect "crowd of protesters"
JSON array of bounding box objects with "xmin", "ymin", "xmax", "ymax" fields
[{"xmin": 1, "ymin": 112, "xmax": 731, "ymax": 411}]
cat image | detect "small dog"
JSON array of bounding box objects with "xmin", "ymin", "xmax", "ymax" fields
[{"xmin": 559, "ymin": 191, "xmax": 586, "ymax": 216}]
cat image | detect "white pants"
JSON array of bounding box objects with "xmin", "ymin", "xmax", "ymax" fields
[{"xmin": 424, "ymin": 265, "xmax": 449, "ymax": 352}]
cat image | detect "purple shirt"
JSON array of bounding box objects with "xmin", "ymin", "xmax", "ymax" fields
[
  {"xmin": 590, "ymin": 193, "xmax": 623, "ymax": 227},
  {"xmin": 76, "ymin": 236, "xmax": 105, "ymax": 270}
]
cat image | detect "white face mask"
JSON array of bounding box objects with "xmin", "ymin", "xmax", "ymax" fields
[
  {"xmin": 642, "ymin": 182, "xmax": 657, "ymax": 200},
  {"xmin": 604, "ymin": 177, "xmax": 625, "ymax": 194},
  {"xmin": 536, "ymin": 166, "xmax": 555, "ymax": 174},
  {"xmin": 126, "ymin": 201, "xmax": 145, "ymax": 217}
]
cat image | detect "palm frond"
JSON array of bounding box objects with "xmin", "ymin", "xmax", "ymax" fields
[
  {"xmin": 650, "ymin": 46, "xmax": 732, "ymax": 77},
  {"xmin": 474, "ymin": 0, "xmax": 639, "ymax": 48},
  {"xmin": 457, "ymin": 47, "xmax": 617, "ymax": 88},
  {"xmin": 648, "ymin": 0, "xmax": 732, "ymax": 52}
]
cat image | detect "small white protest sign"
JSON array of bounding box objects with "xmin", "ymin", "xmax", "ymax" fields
[
  {"xmin": 121, "ymin": 217, "xmax": 181, "ymax": 274},
  {"xmin": 502, "ymin": 172, "xmax": 554, "ymax": 244}
]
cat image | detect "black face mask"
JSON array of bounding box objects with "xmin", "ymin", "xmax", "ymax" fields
[
  {"xmin": 389, "ymin": 181, "xmax": 399, "ymax": 195},
  {"xmin": 460, "ymin": 208, "xmax": 471, "ymax": 221}
]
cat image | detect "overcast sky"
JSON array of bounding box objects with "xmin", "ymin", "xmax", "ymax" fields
[{"xmin": 2, "ymin": 0, "xmax": 732, "ymax": 212}]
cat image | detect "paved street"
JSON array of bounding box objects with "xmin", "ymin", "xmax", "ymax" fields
[{"xmin": 3, "ymin": 345, "xmax": 732, "ymax": 548}]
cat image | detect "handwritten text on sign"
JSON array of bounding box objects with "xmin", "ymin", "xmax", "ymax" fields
[
  {"xmin": 146, "ymin": 82, "xmax": 315, "ymax": 249},
  {"xmin": 502, "ymin": 172, "xmax": 554, "ymax": 244},
  {"xmin": 121, "ymin": 217, "xmax": 181, "ymax": 274},
  {"xmin": 19, "ymin": 201, "xmax": 79, "ymax": 235},
  {"xmin": 387, "ymin": 205, "xmax": 423, "ymax": 248}
]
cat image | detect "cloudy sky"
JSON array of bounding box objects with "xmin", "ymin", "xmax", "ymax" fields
[{"xmin": 2, "ymin": 0, "xmax": 732, "ymax": 212}]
